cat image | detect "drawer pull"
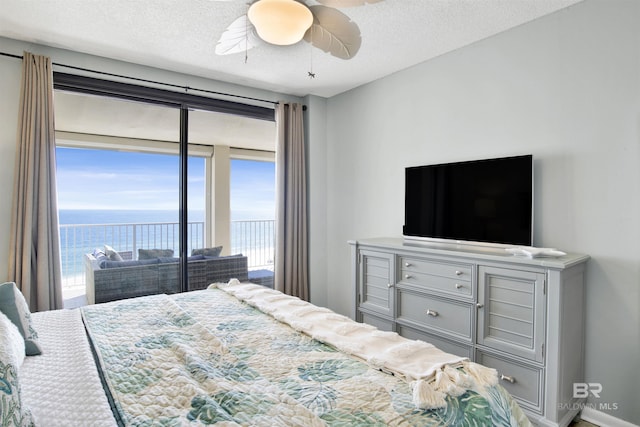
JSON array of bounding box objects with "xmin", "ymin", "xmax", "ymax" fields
[
  {"xmin": 455, "ymin": 270, "xmax": 463, "ymax": 276},
  {"xmin": 500, "ymin": 374, "xmax": 516, "ymax": 384},
  {"xmin": 387, "ymin": 283, "xmax": 393, "ymax": 288},
  {"xmin": 426, "ymin": 309, "xmax": 439, "ymax": 317},
  {"xmin": 405, "ymin": 262, "xmax": 412, "ymax": 267},
  {"xmin": 404, "ymin": 274, "xmax": 413, "ymax": 279},
  {"xmin": 455, "ymin": 283, "xmax": 463, "ymax": 289}
]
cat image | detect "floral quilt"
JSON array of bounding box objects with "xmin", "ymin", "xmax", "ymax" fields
[{"xmin": 81, "ymin": 289, "xmax": 532, "ymax": 426}]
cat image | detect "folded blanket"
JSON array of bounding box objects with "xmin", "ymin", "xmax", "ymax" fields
[{"xmin": 214, "ymin": 280, "xmax": 498, "ymax": 410}]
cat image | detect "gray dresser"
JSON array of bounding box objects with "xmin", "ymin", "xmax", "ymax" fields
[{"xmin": 349, "ymin": 237, "xmax": 589, "ymax": 427}]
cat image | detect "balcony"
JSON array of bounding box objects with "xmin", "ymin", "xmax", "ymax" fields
[{"xmin": 59, "ymin": 219, "xmax": 275, "ymax": 301}]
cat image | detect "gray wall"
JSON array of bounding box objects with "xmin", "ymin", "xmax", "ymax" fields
[
  {"xmin": 315, "ymin": 0, "xmax": 639, "ymax": 424},
  {"xmin": 304, "ymin": 94, "xmax": 329, "ymax": 308}
]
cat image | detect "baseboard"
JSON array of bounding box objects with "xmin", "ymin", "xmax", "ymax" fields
[{"xmin": 581, "ymin": 407, "xmax": 638, "ymax": 427}]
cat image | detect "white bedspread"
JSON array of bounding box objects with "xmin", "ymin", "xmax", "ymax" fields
[{"xmin": 20, "ymin": 309, "xmax": 118, "ymax": 427}]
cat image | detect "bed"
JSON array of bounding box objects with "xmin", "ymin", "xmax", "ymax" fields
[{"xmin": 4, "ymin": 280, "xmax": 532, "ymax": 426}]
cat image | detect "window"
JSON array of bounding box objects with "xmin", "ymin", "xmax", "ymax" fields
[
  {"xmin": 230, "ymin": 159, "xmax": 276, "ymax": 270},
  {"xmin": 53, "ymin": 82, "xmax": 276, "ymax": 303}
]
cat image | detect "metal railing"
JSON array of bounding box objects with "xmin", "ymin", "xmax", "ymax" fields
[
  {"xmin": 59, "ymin": 219, "xmax": 275, "ymax": 289},
  {"xmin": 230, "ymin": 219, "xmax": 275, "ymax": 270}
]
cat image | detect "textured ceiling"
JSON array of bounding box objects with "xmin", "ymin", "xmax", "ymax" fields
[{"xmin": 0, "ymin": 0, "xmax": 583, "ymax": 98}]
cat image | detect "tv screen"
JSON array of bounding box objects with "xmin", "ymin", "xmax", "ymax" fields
[{"xmin": 403, "ymin": 155, "xmax": 533, "ymax": 247}]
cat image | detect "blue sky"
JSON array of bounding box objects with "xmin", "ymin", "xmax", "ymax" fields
[{"xmin": 55, "ymin": 147, "xmax": 275, "ymax": 220}]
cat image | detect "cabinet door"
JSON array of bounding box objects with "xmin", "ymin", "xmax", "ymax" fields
[
  {"xmin": 477, "ymin": 266, "xmax": 546, "ymax": 363},
  {"xmin": 358, "ymin": 249, "xmax": 395, "ymax": 318}
]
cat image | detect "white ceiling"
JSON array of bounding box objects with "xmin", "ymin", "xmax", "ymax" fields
[{"xmin": 0, "ymin": 0, "xmax": 583, "ymax": 98}]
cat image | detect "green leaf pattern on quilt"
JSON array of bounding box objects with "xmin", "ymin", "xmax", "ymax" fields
[
  {"xmin": 188, "ymin": 391, "xmax": 276, "ymax": 424},
  {"xmin": 279, "ymin": 378, "xmax": 338, "ymax": 414},
  {"xmin": 298, "ymin": 359, "xmax": 368, "ymax": 382},
  {"xmin": 188, "ymin": 358, "xmax": 260, "ymax": 383},
  {"xmin": 135, "ymin": 332, "xmax": 193, "ymax": 350},
  {"xmin": 112, "ymin": 367, "xmax": 162, "ymax": 394},
  {"xmin": 320, "ymin": 410, "xmax": 387, "ymax": 426},
  {"xmin": 81, "ymin": 290, "xmax": 532, "ymax": 426},
  {"xmin": 271, "ymin": 333, "xmax": 337, "ymax": 354}
]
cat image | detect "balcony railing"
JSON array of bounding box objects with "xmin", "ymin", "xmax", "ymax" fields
[{"xmin": 59, "ymin": 219, "xmax": 275, "ymax": 289}]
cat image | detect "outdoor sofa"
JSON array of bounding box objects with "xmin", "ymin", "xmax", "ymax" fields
[{"xmin": 85, "ymin": 248, "xmax": 249, "ymax": 304}]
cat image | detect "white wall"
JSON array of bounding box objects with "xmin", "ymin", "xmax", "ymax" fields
[
  {"xmin": 317, "ymin": 0, "xmax": 639, "ymax": 424},
  {"xmin": 0, "ymin": 36, "xmax": 302, "ymax": 283}
]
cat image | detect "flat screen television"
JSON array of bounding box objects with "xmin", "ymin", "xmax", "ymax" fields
[{"xmin": 403, "ymin": 155, "xmax": 533, "ymax": 247}]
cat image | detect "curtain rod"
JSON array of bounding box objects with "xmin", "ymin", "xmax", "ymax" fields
[{"xmin": 0, "ymin": 51, "xmax": 306, "ymax": 109}]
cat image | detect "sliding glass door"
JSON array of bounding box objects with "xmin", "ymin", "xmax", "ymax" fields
[
  {"xmin": 53, "ymin": 73, "xmax": 275, "ymax": 304},
  {"xmin": 55, "ymin": 93, "xmax": 188, "ymax": 301}
]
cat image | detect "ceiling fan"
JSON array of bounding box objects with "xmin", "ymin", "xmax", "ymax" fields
[{"xmin": 214, "ymin": 0, "xmax": 384, "ymax": 60}]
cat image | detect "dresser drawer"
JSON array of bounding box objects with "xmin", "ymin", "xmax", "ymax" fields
[
  {"xmin": 400, "ymin": 270, "xmax": 473, "ymax": 298},
  {"xmin": 400, "ymin": 256, "xmax": 472, "ymax": 280},
  {"xmin": 360, "ymin": 311, "xmax": 394, "ymax": 332},
  {"xmin": 476, "ymin": 350, "xmax": 543, "ymax": 414},
  {"xmin": 400, "ymin": 257, "xmax": 473, "ymax": 299},
  {"xmin": 397, "ymin": 289, "xmax": 472, "ymax": 342},
  {"xmin": 397, "ymin": 324, "xmax": 473, "ymax": 359}
]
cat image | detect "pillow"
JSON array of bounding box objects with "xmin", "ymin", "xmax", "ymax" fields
[
  {"xmin": 0, "ymin": 282, "xmax": 42, "ymax": 356},
  {"xmin": 92, "ymin": 248, "xmax": 108, "ymax": 263},
  {"xmin": 191, "ymin": 246, "xmax": 223, "ymax": 257},
  {"xmin": 104, "ymin": 245, "xmax": 124, "ymax": 262},
  {"xmin": 0, "ymin": 311, "xmax": 25, "ymax": 368},
  {"xmin": 138, "ymin": 249, "xmax": 174, "ymax": 260},
  {"xmin": 0, "ymin": 311, "xmax": 36, "ymax": 426}
]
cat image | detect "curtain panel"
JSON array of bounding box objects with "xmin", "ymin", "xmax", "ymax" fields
[
  {"xmin": 9, "ymin": 52, "xmax": 63, "ymax": 311},
  {"xmin": 274, "ymin": 103, "xmax": 308, "ymax": 301}
]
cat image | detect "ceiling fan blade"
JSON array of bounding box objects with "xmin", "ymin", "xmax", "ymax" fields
[
  {"xmin": 316, "ymin": 0, "xmax": 384, "ymax": 7},
  {"xmin": 215, "ymin": 15, "xmax": 263, "ymax": 56},
  {"xmin": 303, "ymin": 5, "xmax": 362, "ymax": 60}
]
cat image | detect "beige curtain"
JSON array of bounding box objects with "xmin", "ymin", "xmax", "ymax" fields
[
  {"xmin": 274, "ymin": 102, "xmax": 308, "ymax": 300},
  {"xmin": 9, "ymin": 52, "xmax": 63, "ymax": 311}
]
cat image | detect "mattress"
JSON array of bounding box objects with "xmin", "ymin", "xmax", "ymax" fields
[{"xmin": 20, "ymin": 309, "xmax": 118, "ymax": 427}]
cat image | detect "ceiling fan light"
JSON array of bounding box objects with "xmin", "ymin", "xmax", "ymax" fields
[{"xmin": 248, "ymin": 0, "xmax": 313, "ymax": 46}]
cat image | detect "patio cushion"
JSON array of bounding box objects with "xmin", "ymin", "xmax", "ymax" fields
[
  {"xmin": 191, "ymin": 246, "xmax": 223, "ymax": 257},
  {"xmin": 157, "ymin": 255, "xmax": 205, "ymax": 263},
  {"xmin": 139, "ymin": 248, "xmax": 174, "ymax": 259},
  {"xmin": 104, "ymin": 245, "xmax": 124, "ymax": 261},
  {"xmin": 100, "ymin": 258, "xmax": 160, "ymax": 269}
]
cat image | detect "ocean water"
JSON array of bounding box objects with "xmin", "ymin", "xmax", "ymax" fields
[
  {"xmin": 59, "ymin": 209, "xmax": 275, "ymax": 280},
  {"xmin": 59, "ymin": 209, "xmax": 204, "ymax": 225}
]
